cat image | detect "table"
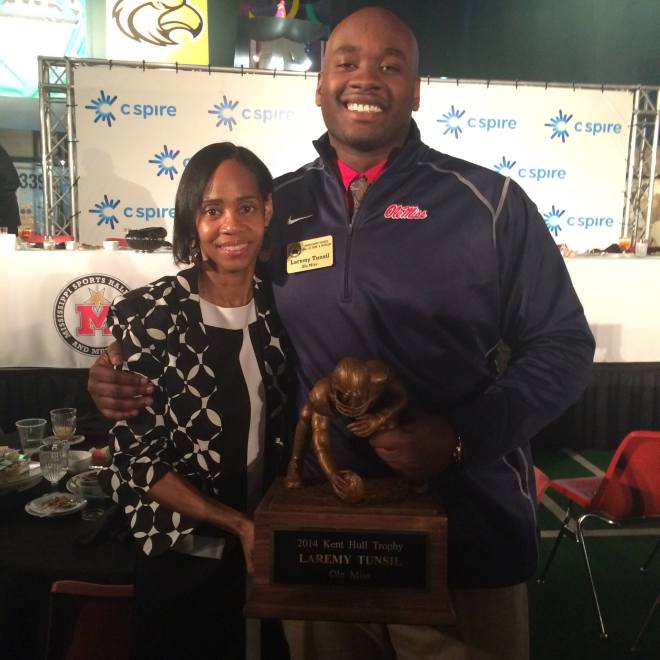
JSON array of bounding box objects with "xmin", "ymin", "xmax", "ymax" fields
[
  {"xmin": 0, "ymin": 249, "xmax": 178, "ymax": 369},
  {"xmin": 1, "ymin": 249, "xmax": 659, "ymax": 368},
  {"xmin": 0, "ymin": 435, "xmax": 135, "ymax": 660},
  {"xmin": 1, "ymin": 249, "xmax": 659, "ymax": 448},
  {"xmin": 564, "ymin": 255, "xmax": 660, "ymax": 363}
]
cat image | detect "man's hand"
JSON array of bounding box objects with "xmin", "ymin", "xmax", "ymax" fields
[
  {"xmin": 88, "ymin": 340, "xmax": 154, "ymax": 421},
  {"xmin": 346, "ymin": 412, "xmax": 387, "ymax": 438},
  {"xmin": 369, "ymin": 414, "xmax": 458, "ymax": 481}
]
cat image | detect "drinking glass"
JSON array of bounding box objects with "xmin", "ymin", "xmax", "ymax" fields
[
  {"xmin": 50, "ymin": 407, "xmax": 76, "ymax": 443},
  {"xmin": 15, "ymin": 418, "xmax": 47, "ymax": 455},
  {"xmin": 39, "ymin": 442, "xmax": 70, "ymax": 492},
  {"xmin": 618, "ymin": 237, "xmax": 632, "ymax": 252}
]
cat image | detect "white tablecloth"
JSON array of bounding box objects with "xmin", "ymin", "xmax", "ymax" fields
[
  {"xmin": 0, "ymin": 250, "xmax": 178, "ymax": 368},
  {"xmin": 0, "ymin": 250, "xmax": 658, "ymax": 368},
  {"xmin": 564, "ymin": 255, "xmax": 659, "ymax": 363}
]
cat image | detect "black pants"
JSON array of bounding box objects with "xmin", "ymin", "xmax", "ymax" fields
[{"xmin": 133, "ymin": 537, "xmax": 288, "ymax": 660}]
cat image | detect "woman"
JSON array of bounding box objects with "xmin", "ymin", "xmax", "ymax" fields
[{"xmin": 99, "ymin": 143, "xmax": 290, "ymax": 660}]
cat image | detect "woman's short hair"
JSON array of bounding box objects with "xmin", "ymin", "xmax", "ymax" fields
[{"xmin": 172, "ymin": 142, "xmax": 273, "ymax": 265}]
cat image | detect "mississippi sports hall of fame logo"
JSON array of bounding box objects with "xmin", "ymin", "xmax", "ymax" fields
[{"xmin": 54, "ymin": 274, "xmax": 129, "ymax": 356}]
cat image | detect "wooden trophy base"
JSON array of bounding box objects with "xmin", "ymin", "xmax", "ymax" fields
[{"xmin": 245, "ymin": 477, "xmax": 453, "ymax": 625}]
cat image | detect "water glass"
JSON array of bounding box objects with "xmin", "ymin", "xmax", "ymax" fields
[
  {"xmin": 82, "ymin": 500, "xmax": 106, "ymax": 521},
  {"xmin": 40, "ymin": 442, "xmax": 70, "ymax": 491},
  {"xmin": 635, "ymin": 241, "xmax": 648, "ymax": 257},
  {"xmin": 50, "ymin": 407, "xmax": 76, "ymax": 443},
  {"xmin": 15, "ymin": 418, "xmax": 47, "ymax": 455}
]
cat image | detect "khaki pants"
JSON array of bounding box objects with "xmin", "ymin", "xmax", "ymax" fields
[{"xmin": 283, "ymin": 583, "xmax": 529, "ymax": 660}]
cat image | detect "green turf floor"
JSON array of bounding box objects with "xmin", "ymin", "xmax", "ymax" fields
[{"xmin": 529, "ymin": 449, "xmax": 659, "ymax": 659}]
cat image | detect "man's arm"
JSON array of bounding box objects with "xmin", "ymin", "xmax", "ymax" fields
[
  {"xmin": 372, "ymin": 181, "xmax": 594, "ymax": 479},
  {"xmin": 88, "ymin": 340, "xmax": 154, "ymax": 420},
  {"xmin": 448, "ymin": 180, "xmax": 595, "ymax": 467}
]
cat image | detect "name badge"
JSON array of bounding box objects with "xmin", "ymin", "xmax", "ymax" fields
[{"xmin": 286, "ymin": 235, "xmax": 334, "ymax": 274}]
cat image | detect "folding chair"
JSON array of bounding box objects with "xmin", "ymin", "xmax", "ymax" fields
[
  {"xmin": 537, "ymin": 430, "xmax": 660, "ymax": 638},
  {"xmin": 533, "ymin": 466, "xmax": 551, "ymax": 504},
  {"xmin": 45, "ymin": 580, "xmax": 134, "ymax": 660},
  {"xmin": 641, "ymin": 537, "xmax": 660, "ymax": 573},
  {"xmin": 630, "ymin": 538, "xmax": 660, "ymax": 653}
]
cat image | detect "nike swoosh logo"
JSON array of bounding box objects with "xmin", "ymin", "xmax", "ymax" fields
[{"xmin": 287, "ymin": 214, "xmax": 313, "ymax": 225}]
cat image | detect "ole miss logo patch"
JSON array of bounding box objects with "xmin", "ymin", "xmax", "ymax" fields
[
  {"xmin": 384, "ymin": 204, "xmax": 428, "ymax": 220},
  {"xmin": 53, "ymin": 274, "xmax": 129, "ymax": 356}
]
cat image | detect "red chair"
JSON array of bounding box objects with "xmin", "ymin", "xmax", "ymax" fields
[
  {"xmin": 537, "ymin": 430, "xmax": 660, "ymax": 638},
  {"xmin": 45, "ymin": 581, "xmax": 134, "ymax": 660},
  {"xmin": 533, "ymin": 466, "xmax": 551, "ymax": 503}
]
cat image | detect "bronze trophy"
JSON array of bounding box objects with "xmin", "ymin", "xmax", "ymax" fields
[{"xmin": 244, "ymin": 358, "xmax": 453, "ymax": 625}]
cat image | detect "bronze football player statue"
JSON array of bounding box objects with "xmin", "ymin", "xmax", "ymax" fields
[{"xmin": 284, "ymin": 357, "xmax": 407, "ymax": 503}]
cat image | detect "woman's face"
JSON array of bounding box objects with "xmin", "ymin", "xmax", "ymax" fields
[{"xmin": 195, "ymin": 158, "xmax": 272, "ymax": 276}]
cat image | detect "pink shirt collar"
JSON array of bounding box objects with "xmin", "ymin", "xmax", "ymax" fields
[{"xmin": 337, "ymin": 159, "xmax": 388, "ymax": 190}]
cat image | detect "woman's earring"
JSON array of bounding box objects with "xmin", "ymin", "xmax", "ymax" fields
[{"xmin": 190, "ymin": 243, "xmax": 201, "ymax": 264}]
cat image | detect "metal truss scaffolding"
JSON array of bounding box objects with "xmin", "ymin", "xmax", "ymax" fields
[
  {"xmin": 39, "ymin": 57, "xmax": 78, "ymax": 239},
  {"xmin": 38, "ymin": 56, "xmax": 658, "ymax": 247},
  {"xmin": 624, "ymin": 87, "xmax": 660, "ymax": 244}
]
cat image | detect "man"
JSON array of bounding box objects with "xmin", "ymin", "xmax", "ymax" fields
[
  {"xmin": 0, "ymin": 144, "xmax": 21, "ymax": 234},
  {"xmin": 89, "ymin": 7, "xmax": 595, "ymax": 660}
]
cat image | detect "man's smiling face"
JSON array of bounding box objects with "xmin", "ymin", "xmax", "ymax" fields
[{"xmin": 316, "ymin": 7, "xmax": 420, "ymax": 169}]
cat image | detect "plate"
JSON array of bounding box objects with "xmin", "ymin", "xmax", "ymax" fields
[
  {"xmin": 68, "ymin": 435, "xmax": 85, "ymax": 446},
  {"xmin": 0, "ymin": 463, "xmax": 42, "ymax": 494},
  {"xmin": 25, "ymin": 492, "xmax": 86, "ymax": 517}
]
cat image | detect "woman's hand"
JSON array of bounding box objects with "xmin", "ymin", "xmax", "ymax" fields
[
  {"xmin": 148, "ymin": 473, "xmax": 257, "ymax": 573},
  {"xmin": 236, "ymin": 517, "xmax": 256, "ymax": 575}
]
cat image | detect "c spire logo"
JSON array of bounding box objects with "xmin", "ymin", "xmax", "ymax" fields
[
  {"xmin": 543, "ymin": 205, "xmax": 565, "ymax": 236},
  {"xmin": 494, "ymin": 156, "xmax": 516, "ymax": 174},
  {"xmin": 89, "ymin": 195, "xmax": 121, "ymax": 230},
  {"xmin": 545, "ymin": 110, "xmax": 573, "ymax": 143},
  {"xmin": 85, "ymin": 90, "xmax": 118, "ymax": 127},
  {"xmin": 209, "ymin": 95, "xmax": 239, "ymax": 130},
  {"xmin": 149, "ymin": 145, "xmax": 180, "ymax": 180},
  {"xmin": 437, "ymin": 105, "xmax": 465, "ymax": 139}
]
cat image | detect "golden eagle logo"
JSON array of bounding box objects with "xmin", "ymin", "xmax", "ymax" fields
[{"xmin": 112, "ymin": 0, "xmax": 203, "ymax": 47}]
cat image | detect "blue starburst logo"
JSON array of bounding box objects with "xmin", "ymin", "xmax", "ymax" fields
[
  {"xmin": 89, "ymin": 195, "xmax": 121, "ymax": 229},
  {"xmin": 148, "ymin": 145, "xmax": 180, "ymax": 180},
  {"xmin": 494, "ymin": 156, "xmax": 516, "ymax": 173},
  {"xmin": 208, "ymin": 95, "xmax": 239, "ymax": 130},
  {"xmin": 545, "ymin": 110, "xmax": 573, "ymax": 143},
  {"xmin": 84, "ymin": 90, "xmax": 118, "ymax": 128},
  {"xmin": 543, "ymin": 205, "xmax": 565, "ymax": 236},
  {"xmin": 437, "ymin": 105, "xmax": 465, "ymax": 139}
]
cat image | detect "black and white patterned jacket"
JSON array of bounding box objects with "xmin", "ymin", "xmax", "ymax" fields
[{"xmin": 99, "ymin": 265, "xmax": 290, "ymax": 556}]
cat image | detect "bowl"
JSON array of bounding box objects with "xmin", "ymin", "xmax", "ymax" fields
[
  {"xmin": 76, "ymin": 469, "xmax": 104, "ymax": 497},
  {"xmin": 68, "ymin": 450, "xmax": 92, "ymax": 474}
]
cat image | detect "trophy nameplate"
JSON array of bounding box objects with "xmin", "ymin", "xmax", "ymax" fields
[{"xmin": 244, "ymin": 477, "xmax": 453, "ymax": 625}]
